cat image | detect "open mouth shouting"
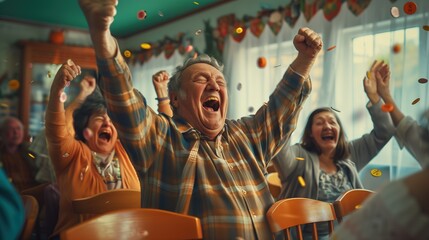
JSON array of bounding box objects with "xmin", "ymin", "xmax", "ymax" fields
[
  {"xmin": 202, "ymin": 96, "xmax": 220, "ymax": 112},
  {"xmin": 98, "ymin": 130, "xmax": 112, "ymax": 143}
]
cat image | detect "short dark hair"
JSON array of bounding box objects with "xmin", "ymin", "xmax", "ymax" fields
[
  {"xmin": 300, "ymin": 107, "xmax": 350, "ymax": 162},
  {"xmin": 73, "ymin": 90, "xmax": 106, "ymax": 142}
]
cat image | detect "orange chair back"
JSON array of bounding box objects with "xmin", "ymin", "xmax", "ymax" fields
[
  {"xmin": 20, "ymin": 195, "xmax": 39, "ymax": 240},
  {"xmin": 333, "ymin": 189, "xmax": 374, "ymax": 223},
  {"xmin": 266, "ymin": 198, "xmax": 336, "ymax": 240},
  {"xmin": 266, "ymin": 172, "xmax": 282, "ymax": 199},
  {"xmin": 72, "ymin": 189, "xmax": 141, "ymax": 222},
  {"xmin": 60, "ymin": 208, "xmax": 203, "ymax": 240}
]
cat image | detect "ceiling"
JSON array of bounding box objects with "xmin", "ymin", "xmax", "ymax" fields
[{"xmin": 0, "ymin": 0, "xmax": 233, "ymax": 38}]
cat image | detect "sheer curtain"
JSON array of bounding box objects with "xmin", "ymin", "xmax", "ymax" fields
[
  {"xmin": 223, "ymin": 0, "xmax": 429, "ymax": 187},
  {"xmin": 129, "ymin": 50, "xmax": 185, "ymax": 111}
]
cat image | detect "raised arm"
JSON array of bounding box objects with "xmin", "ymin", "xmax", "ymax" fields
[
  {"xmin": 78, "ymin": 0, "xmax": 118, "ymax": 59},
  {"xmin": 65, "ymin": 75, "xmax": 96, "ymax": 136},
  {"xmin": 373, "ymin": 60, "xmax": 405, "ymax": 126},
  {"xmin": 152, "ymin": 70, "xmax": 173, "ymax": 117}
]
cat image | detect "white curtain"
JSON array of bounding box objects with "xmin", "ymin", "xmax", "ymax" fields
[
  {"xmin": 223, "ymin": 0, "xmax": 429, "ymax": 188},
  {"xmin": 129, "ymin": 50, "xmax": 185, "ymax": 111}
]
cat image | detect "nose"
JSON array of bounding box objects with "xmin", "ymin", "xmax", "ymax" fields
[
  {"xmin": 206, "ymin": 78, "xmax": 220, "ymax": 91},
  {"xmin": 102, "ymin": 116, "xmax": 112, "ymax": 127}
]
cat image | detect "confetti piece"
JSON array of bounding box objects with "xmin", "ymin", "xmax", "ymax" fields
[
  {"xmin": 8, "ymin": 79, "xmax": 20, "ymax": 90},
  {"xmin": 158, "ymin": 11, "xmax": 164, "ymax": 17},
  {"xmin": 195, "ymin": 29, "xmax": 202, "ymax": 35},
  {"xmin": 47, "ymin": 71, "xmax": 52, "ymax": 78},
  {"xmin": 392, "ymin": 43, "xmax": 401, "ymax": 54},
  {"xmin": 123, "ymin": 50, "xmax": 132, "ymax": 58},
  {"xmin": 237, "ymin": 83, "xmax": 242, "ymax": 91},
  {"xmin": 185, "ymin": 45, "xmax": 194, "ymax": 53},
  {"xmin": 326, "ymin": 45, "xmax": 336, "ymax": 51},
  {"xmin": 248, "ymin": 106, "xmax": 254, "ymax": 113},
  {"xmin": 257, "ymin": 57, "xmax": 267, "ymax": 68},
  {"xmin": 298, "ymin": 176, "xmax": 306, "ymax": 187},
  {"xmin": 423, "ymin": 25, "xmax": 429, "ymax": 31},
  {"xmin": 235, "ymin": 27, "xmax": 243, "ymax": 34},
  {"xmin": 60, "ymin": 92, "xmax": 67, "ymax": 103},
  {"xmin": 137, "ymin": 10, "xmax": 147, "ymax": 20},
  {"xmin": 381, "ymin": 103, "xmax": 394, "ymax": 112},
  {"xmin": 28, "ymin": 153, "xmax": 35, "ymax": 159},
  {"xmin": 418, "ymin": 78, "xmax": 428, "ymax": 84},
  {"xmin": 355, "ymin": 204, "xmax": 362, "ymax": 209},
  {"xmin": 370, "ymin": 168, "xmax": 382, "ymax": 177},
  {"xmin": 412, "ymin": 98, "xmax": 420, "ymax": 105},
  {"xmin": 273, "ymin": 64, "xmax": 281, "ymax": 68},
  {"xmin": 295, "ymin": 157, "xmax": 305, "ymax": 161},
  {"xmin": 193, "ymin": 1, "xmax": 199, "ymax": 5},
  {"xmin": 66, "ymin": 59, "xmax": 73, "ymax": 66},
  {"xmin": 331, "ymin": 107, "xmax": 341, "ymax": 112},
  {"xmin": 390, "ymin": 6, "xmax": 400, "ymax": 18},
  {"xmin": 62, "ymin": 153, "xmax": 69, "ymax": 158},
  {"xmin": 0, "ymin": 103, "xmax": 9, "ymax": 108},
  {"xmin": 403, "ymin": 1, "xmax": 417, "ymax": 15},
  {"xmin": 140, "ymin": 43, "xmax": 151, "ymax": 50}
]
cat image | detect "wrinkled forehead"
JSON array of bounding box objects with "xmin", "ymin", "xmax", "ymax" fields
[
  {"xmin": 313, "ymin": 111, "xmax": 337, "ymax": 121},
  {"xmin": 182, "ymin": 63, "xmax": 224, "ymax": 79}
]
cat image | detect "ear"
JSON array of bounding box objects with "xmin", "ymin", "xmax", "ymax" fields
[
  {"xmin": 83, "ymin": 128, "xmax": 93, "ymax": 141},
  {"xmin": 169, "ymin": 92, "xmax": 179, "ymax": 108}
]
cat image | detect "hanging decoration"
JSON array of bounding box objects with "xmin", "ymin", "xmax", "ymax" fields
[{"xmin": 129, "ymin": 0, "xmax": 381, "ymax": 64}]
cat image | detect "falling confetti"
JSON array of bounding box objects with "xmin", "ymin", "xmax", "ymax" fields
[
  {"xmin": 137, "ymin": 10, "xmax": 147, "ymax": 20},
  {"xmin": 140, "ymin": 43, "xmax": 151, "ymax": 50},
  {"xmin": 47, "ymin": 71, "xmax": 52, "ymax": 78},
  {"xmin": 423, "ymin": 25, "xmax": 429, "ymax": 31},
  {"xmin": 237, "ymin": 83, "xmax": 242, "ymax": 91},
  {"xmin": 381, "ymin": 103, "xmax": 394, "ymax": 112},
  {"xmin": 295, "ymin": 157, "xmax": 305, "ymax": 161},
  {"xmin": 418, "ymin": 78, "xmax": 428, "ymax": 84},
  {"xmin": 193, "ymin": 1, "xmax": 199, "ymax": 5},
  {"xmin": 0, "ymin": 103, "xmax": 8, "ymax": 108},
  {"xmin": 412, "ymin": 98, "xmax": 420, "ymax": 105},
  {"xmin": 392, "ymin": 43, "xmax": 401, "ymax": 54},
  {"xmin": 235, "ymin": 27, "xmax": 243, "ymax": 34},
  {"xmin": 370, "ymin": 168, "xmax": 382, "ymax": 177},
  {"xmin": 326, "ymin": 45, "xmax": 336, "ymax": 51},
  {"xmin": 403, "ymin": 1, "xmax": 417, "ymax": 15},
  {"xmin": 330, "ymin": 107, "xmax": 341, "ymax": 112},
  {"xmin": 390, "ymin": 6, "xmax": 400, "ymax": 18},
  {"xmin": 195, "ymin": 29, "xmax": 202, "ymax": 35},
  {"xmin": 355, "ymin": 204, "xmax": 362, "ymax": 209},
  {"xmin": 123, "ymin": 50, "xmax": 132, "ymax": 58},
  {"xmin": 8, "ymin": 79, "xmax": 20, "ymax": 91},
  {"xmin": 185, "ymin": 45, "xmax": 194, "ymax": 53},
  {"xmin": 273, "ymin": 64, "xmax": 281, "ymax": 68},
  {"xmin": 62, "ymin": 153, "xmax": 70, "ymax": 158},
  {"xmin": 257, "ymin": 57, "xmax": 267, "ymax": 68},
  {"xmin": 158, "ymin": 11, "xmax": 164, "ymax": 17},
  {"xmin": 59, "ymin": 91, "xmax": 67, "ymax": 103},
  {"xmin": 28, "ymin": 153, "xmax": 35, "ymax": 159},
  {"xmin": 298, "ymin": 176, "xmax": 306, "ymax": 187},
  {"xmin": 248, "ymin": 106, "xmax": 254, "ymax": 113}
]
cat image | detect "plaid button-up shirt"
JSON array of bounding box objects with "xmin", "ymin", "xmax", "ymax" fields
[{"xmin": 96, "ymin": 51, "xmax": 311, "ymax": 239}]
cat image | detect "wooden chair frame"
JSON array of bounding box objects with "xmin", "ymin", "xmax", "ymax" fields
[
  {"xmin": 20, "ymin": 195, "xmax": 39, "ymax": 240},
  {"xmin": 61, "ymin": 208, "xmax": 203, "ymax": 240},
  {"xmin": 333, "ymin": 189, "xmax": 374, "ymax": 223},
  {"xmin": 266, "ymin": 198, "xmax": 336, "ymax": 240}
]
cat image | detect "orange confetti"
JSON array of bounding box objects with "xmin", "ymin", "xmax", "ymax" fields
[
  {"xmin": 355, "ymin": 204, "xmax": 362, "ymax": 209},
  {"xmin": 412, "ymin": 98, "xmax": 420, "ymax": 105},
  {"xmin": 403, "ymin": 1, "xmax": 417, "ymax": 15},
  {"xmin": 326, "ymin": 45, "xmax": 336, "ymax": 51},
  {"xmin": 392, "ymin": 43, "xmax": 401, "ymax": 54},
  {"xmin": 8, "ymin": 79, "xmax": 20, "ymax": 91},
  {"xmin": 423, "ymin": 25, "xmax": 429, "ymax": 31},
  {"xmin": 257, "ymin": 57, "xmax": 267, "ymax": 68},
  {"xmin": 381, "ymin": 103, "xmax": 394, "ymax": 112},
  {"xmin": 298, "ymin": 176, "xmax": 306, "ymax": 187}
]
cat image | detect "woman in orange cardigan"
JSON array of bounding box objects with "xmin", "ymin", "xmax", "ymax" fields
[{"xmin": 45, "ymin": 59, "xmax": 140, "ymax": 238}]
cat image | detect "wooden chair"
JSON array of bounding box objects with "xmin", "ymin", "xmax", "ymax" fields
[
  {"xmin": 266, "ymin": 198, "xmax": 336, "ymax": 240},
  {"xmin": 72, "ymin": 189, "xmax": 141, "ymax": 222},
  {"xmin": 266, "ymin": 172, "xmax": 282, "ymax": 199},
  {"xmin": 60, "ymin": 208, "xmax": 203, "ymax": 240},
  {"xmin": 333, "ymin": 189, "xmax": 374, "ymax": 223},
  {"xmin": 20, "ymin": 195, "xmax": 39, "ymax": 240}
]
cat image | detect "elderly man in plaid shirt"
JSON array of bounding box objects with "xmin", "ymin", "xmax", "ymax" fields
[{"xmin": 78, "ymin": 0, "xmax": 322, "ymax": 239}]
